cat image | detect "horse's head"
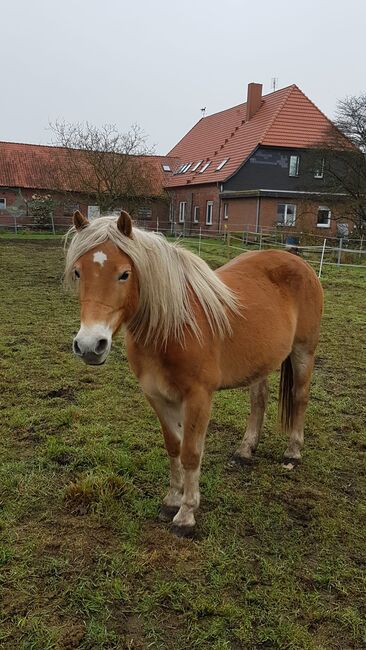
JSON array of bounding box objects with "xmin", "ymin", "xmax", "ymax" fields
[{"xmin": 71, "ymin": 210, "xmax": 139, "ymax": 365}]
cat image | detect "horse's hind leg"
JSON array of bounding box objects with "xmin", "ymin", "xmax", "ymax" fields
[
  {"xmin": 283, "ymin": 347, "xmax": 315, "ymax": 468},
  {"xmin": 233, "ymin": 378, "xmax": 268, "ymax": 464}
]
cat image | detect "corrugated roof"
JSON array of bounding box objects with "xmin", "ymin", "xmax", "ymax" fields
[
  {"xmin": 166, "ymin": 84, "xmax": 348, "ymax": 187},
  {"xmin": 0, "ymin": 141, "xmax": 178, "ymax": 196}
]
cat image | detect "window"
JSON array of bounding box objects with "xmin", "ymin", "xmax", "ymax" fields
[
  {"xmin": 199, "ymin": 161, "xmax": 211, "ymax": 173},
  {"xmin": 193, "ymin": 206, "xmax": 200, "ymax": 223},
  {"xmin": 162, "ymin": 164, "xmax": 171, "ymax": 172},
  {"xmin": 0, "ymin": 198, "xmax": 6, "ymax": 210},
  {"xmin": 182, "ymin": 163, "xmax": 192, "ymax": 173},
  {"xmin": 314, "ymin": 158, "xmax": 325, "ymax": 179},
  {"xmin": 206, "ymin": 201, "xmax": 214, "ymax": 225},
  {"xmin": 277, "ymin": 203, "xmax": 296, "ymax": 226},
  {"xmin": 223, "ymin": 203, "xmax": 229, "ymax": 220},
  {"xmin": 138, "ymin": 206, "xmax": 152, "ymax": 220},
  {"xmin": 317, "ymin": 206, "xmax": 331, "ymax": 228},
  {"xmin": 289, "ymin": 155, "xmax": 300, "ymax": 177},
  {"xmin": 87, "ymin": 205, "xmax": 100, "ymax": 221},
  {"xmin": 179, "ymin": 201, "xmax": 186, "ymax": 223},
  {"xmin": 175, "ymin": 164, "xmax": 186, "ymax": 175},
  {"xmin": 216, "ymin": 158, "xmax": 229, "ymax": 171},
  {"xmin": 191, "ymin": 160, "xmax": 203, "ymax": 172}
]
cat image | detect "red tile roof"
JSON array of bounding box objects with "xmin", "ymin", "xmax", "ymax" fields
[
  {"xmin": 166, "ymin": 84, "xmax": 349, "ymax": 187},
  {"xmin": 0, "ymin": 141, "xmax": 178, "ymax": 196}
]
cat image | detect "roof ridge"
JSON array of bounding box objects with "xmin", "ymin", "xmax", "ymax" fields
[{"xmin": 259, "ymin": 84, "xmax": 296, "ymax": 144}]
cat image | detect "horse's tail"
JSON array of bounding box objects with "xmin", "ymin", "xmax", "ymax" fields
[{"xmin": 279, "ymin": 356, "xmax": 294, "ymax": 433}]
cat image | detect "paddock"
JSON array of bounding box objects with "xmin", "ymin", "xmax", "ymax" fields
[{"xmin": 0, "ymin": 236, "xmax": 365, "ymax": 650}]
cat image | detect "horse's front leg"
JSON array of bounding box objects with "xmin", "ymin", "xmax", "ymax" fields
[
  {"xmin": 172, "ymin": 388, "xmax": 212, "ymax": 536},
  {"xmin": 144, "ymin": 395, "xmax": 184, "ymax": 519}
]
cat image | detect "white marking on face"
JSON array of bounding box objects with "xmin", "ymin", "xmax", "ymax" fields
[{"xmin": 93, "ymin": 250, "xmax": 108, "ymax": 267}]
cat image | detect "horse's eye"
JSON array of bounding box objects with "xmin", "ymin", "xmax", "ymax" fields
[
  {"xmin": 118, "ymin": 271, "xmax": 130, "ymax": 281},
  {"xmin": 74, "ymin": 269, "xmax": 80, "ymax": 279}
]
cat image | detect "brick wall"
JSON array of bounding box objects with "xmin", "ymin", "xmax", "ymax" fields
[{"xmin": 168, "ymin": 185, "xmax": 221, "ymax": 233}]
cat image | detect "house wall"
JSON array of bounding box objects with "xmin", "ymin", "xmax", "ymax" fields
[
  {"xmin": 0, "ymin": 187, "xmax": 170, "ymax": 230},
  {"xmin": 224, "ymin": 146, "xmax": 326, "ymax": 193},
  {"xmin": 223, "ymin": 196, "xmax": 350, "ymax": 236},
  {"xmin": 168, "ymin": 185, "xmax": 221, "ymax": 233}
]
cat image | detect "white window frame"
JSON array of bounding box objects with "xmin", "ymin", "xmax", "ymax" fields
[
  {"xmin": 216, "ymin": 158, "xmax": 229, "ymax": 171},
  {"xmin": 182, "ymin": 163, "xmax": 192, "ymax": 173},
  {"xmin": 193, "ymin": 206, "xmax": 200, "ymax": 223},
  {"xmin": 0, "ymin": 198, "xmax": 6, "ymax": 210},
  {"xmin": 314, "ymin": 158, "xmax": 325, "ymax": 179},
  {"xmin": 223, "ymin": 203, "xmax": 229, "ymax": 220},
  {"xmin": 162, "ymin": 164, "xmax": 171, "ymax": 172},
  {"xmin": 191, "ymin": 160, "xmax": 203, "ymax": 172},
  {"xmin": 199, "ymin": 161, "xmax": 211, "ymax": 174},
  {"xmin": 178, "ymin": 201, "xmax": 186, "ymax": 223},
  {"xmin": 277, "ymin": 203, "xmax": 297, "ymax": 226},
  {"xmin": 289, "ymin": 155, "xmax": 300, "ymax": 177},
  {"xmin": 206, "ymin": 201, "xmax": 214, "ymax": 226},
  {"xmin": 317, "ymin": 206, "xmax": 331, "ymax": 228}
]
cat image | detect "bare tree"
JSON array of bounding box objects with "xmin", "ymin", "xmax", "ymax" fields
[
  {"xmin": 50, "ymin": 121, "xmax": 159, "ymax": 214},
  {"xmin": 307, "ymin": 94, "xmax": 366, "ymax": 234}
]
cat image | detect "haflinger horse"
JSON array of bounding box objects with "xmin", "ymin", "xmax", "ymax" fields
[{"xmin": 65, "ymin": 210, "xmax": 323, "ymax": 536}]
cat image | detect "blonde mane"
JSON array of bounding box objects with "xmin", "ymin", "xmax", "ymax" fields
[{"xmin": 64, "ymin": 216, "xmax": 239, "ymax": 346}]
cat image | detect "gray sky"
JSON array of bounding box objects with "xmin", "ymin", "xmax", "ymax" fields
[{"xmin": 2, "ymin": 0, "xmax": 365, "ymax": 154}]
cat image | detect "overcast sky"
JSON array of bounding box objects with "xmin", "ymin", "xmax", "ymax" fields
[{"xmin": 2, "ymin": 0, "xmax": 365, "ymax": 154}]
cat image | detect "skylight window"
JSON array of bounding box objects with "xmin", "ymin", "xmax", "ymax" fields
[
  {"xmin": 199, "ymin": 161, "xmax": 211, "ymax": 173},
  {"xmin": 191, "ymin": 160, "xmax": 203, "ymax": 172},
  {"xmin": 175, "ymin": 164, "xmax": 186, "ymax": 174},
  {"xmin": 162, "ymin": 164, "xmax": 171, "ymax": 172},
  {"xmin": 182, "ymin": 163, "xmax": 192, "ymax": 173},
  {"xmin": 216, "ymin": 158, "xmax": 229, "ymax": 171}
]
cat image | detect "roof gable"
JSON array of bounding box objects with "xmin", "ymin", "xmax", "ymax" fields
[{"xmin": 165, "ymin": 84, "xmax": 347, "ymax": 188}]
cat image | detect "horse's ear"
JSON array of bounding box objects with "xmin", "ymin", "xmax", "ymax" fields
[
  {"xmin": 73, "ymin": 210, "xmax": 89, "ymax": 231},
  {"xmin": 117, "ymin": 210, "xmax": 133, "ymax": 238}
]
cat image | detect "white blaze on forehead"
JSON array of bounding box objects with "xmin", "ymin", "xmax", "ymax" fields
[{"xmin": 93, "ymin": 250, "xmax": 108, "ymax": 266}]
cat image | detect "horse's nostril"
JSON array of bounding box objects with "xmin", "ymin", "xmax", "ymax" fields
[
  {"xmin": 95, "ymin": 338, "xmax": 108, "ymax": 355},
  {"xmin": 73, "ymin": 339, "xmax": 82, "ymax": 356}
]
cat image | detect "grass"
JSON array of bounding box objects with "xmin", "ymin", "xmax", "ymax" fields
[{"xmin": 0, "ymin": 237, "xmax": 365, "ymax": 650}]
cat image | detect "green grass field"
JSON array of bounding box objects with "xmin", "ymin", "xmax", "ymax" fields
[{"xmin": 0, "ymin": 238, "xmax": 365, "ymax": 650}]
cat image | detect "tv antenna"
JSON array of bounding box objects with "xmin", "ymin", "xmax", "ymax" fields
[
  {"xmin": 271, "ymin": 77, "xmax": 278, "ymax": 92},
  {"xmin": 201, "ymin": 107, "xmax": 206, "ymax": 118}
]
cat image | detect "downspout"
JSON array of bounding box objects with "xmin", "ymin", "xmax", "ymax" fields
[
  {"xmin": 255, "ymin": 194, "xmax": 261, "ymax": 233},
  {"xmin": 217, "ymin": 182, "xmax": 222, "ymax": 234}
]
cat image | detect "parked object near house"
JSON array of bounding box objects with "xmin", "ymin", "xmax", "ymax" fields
[
  {"xmin": 165, "ymin": 82, "xmax": 353, "ymax": 236},
  {"xmin": 65, "ymin": 211, "xmax": 324, "ymax": 536}
]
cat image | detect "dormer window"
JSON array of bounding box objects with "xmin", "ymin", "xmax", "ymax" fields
[
  {"xmin": 216, "ymin": 159, "xmax": 229, "ymax": 171},
  {"xmin": 199, "ymin": 161, "xmax": 211, "ymax": 173}
]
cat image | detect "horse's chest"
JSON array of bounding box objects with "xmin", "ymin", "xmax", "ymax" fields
[{"xmin": 138, "ymin": 365, "xmax": 179, "ymax": 402}]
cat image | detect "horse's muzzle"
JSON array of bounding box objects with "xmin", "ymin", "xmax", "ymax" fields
[{"xmin": 73, "ymin": 324, "xmax": 112, "ymax": 365}]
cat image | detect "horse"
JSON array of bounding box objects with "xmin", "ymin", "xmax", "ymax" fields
[{"xmin": 65, "ymin": 210, "xmax": 323, "ymax": 536}]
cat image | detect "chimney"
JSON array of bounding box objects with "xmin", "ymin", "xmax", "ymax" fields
[{"xmin": 246, "ymin": 82, "xmax": 263, "ymax": 120}]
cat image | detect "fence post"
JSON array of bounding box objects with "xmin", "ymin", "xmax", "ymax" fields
[
  {"xmin": 359, "ymin": 235, "xmax": 364, "ymax": 263},
  {"xmin": 259, "ymin": 229, "xmax": 263, "ymax": 250},
  {"xmin": 13, "ymin": 215, "xmax": 18, "ymax": 235},
  {"xmin": 337, "ymin": 238, "xmax": 343, "ymax": 266},
  {"xmin": 198, "ymin": 226, "xmax": 202, "ymax": 257},
  {"xmin": 50, "ymin": 213, "xmax": 56, "ymax": 235},
  {"xmin": 318, "ymin": 238, "xmax": 327, "ymax": 278},
  {"xmin": 156, "ymin": 216, "xmax": 159, "ymax": 234},
  {"xmin": 227, "ymin": 231, "xmax": 231, "ymax": 260}
]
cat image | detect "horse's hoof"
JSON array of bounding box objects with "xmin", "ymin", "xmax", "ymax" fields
[
  {"xmin": 158, "ymin": 505, "xmax": 180, "ymax": 522},
  {"xmin": 282, "ymin": 457, "xmax": 300, "ymax": 470},
  {"xmin": 171, "ymin": 524, "xmax": 196, "ymax": 539},
  {"xmin": 230, "ymin": 453, "xmax": 254, "ymax": 467}
]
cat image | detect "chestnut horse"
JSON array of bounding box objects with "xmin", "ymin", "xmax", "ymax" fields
[{"xmin": 65, "ymin": 211, "xmax": 323, "ymax": 536}]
